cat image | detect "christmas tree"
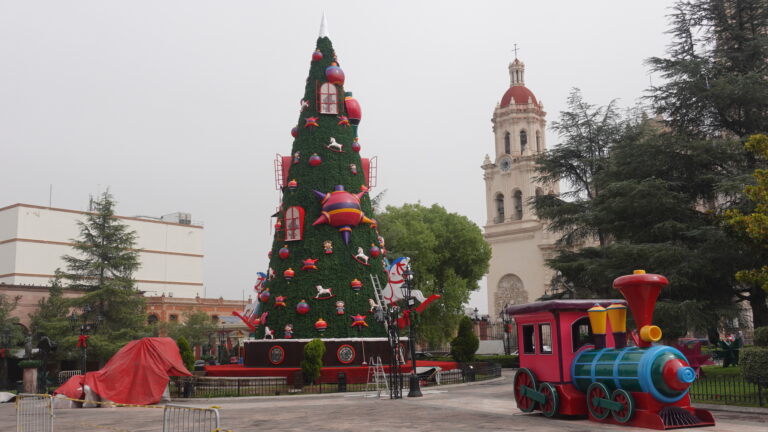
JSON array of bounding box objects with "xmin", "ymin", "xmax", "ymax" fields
[{"xmin": 253, "ymin": 20, "xmax": 387, "ymax": 347}]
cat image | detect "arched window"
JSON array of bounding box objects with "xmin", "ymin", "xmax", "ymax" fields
[
  {"xmin": 536, "ymin": 131, "xmax": 541, "ymax": 152},
  {"xmin": 504, "ymin": 132, "xmax": 511, "ymax": 154},
  {"xmin": 147, "ymin": 314, "xmax": 159, "ymax": 325},
  {"xmin": 495, "ymin": 193, "xmax": 505, "ymax": 223},
  {"xmin": 513, "ymin": 190, "xmax": 523, "ymax": 220},
  {"xmin": 520, "ymin": 130, "xmax": 528, "ymax": 154},
  {"xmin": 318, "ymin": 83, "xmax": 339, "ymax": 114}
]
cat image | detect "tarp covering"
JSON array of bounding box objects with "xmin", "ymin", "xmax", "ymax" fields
[{"xmin": 54, "ymin": 337, "xmax": 191, "ymax": 406}]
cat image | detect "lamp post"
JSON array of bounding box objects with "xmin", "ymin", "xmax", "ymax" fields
[
  {"xmin": 0, "ymin": 327, "xmax": 11, "ymax": 390},
  {"xmin": 403, "ymin": 265, "xmax": 422, "ymax": 398},
  {"xmin": 69, "ymin": 304, "xmax": 103, "ymax": 373}
]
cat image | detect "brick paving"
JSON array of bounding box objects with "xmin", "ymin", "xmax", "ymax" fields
[{"xmin": 1, "ymin": 372, "xmax": 766, "ymax": 431}]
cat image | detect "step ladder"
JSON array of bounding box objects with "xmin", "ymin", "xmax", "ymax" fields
[{"xmin": 365, "ymin": 356, "xmax": 389, "ymax": 398}]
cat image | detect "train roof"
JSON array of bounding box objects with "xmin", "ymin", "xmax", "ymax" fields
[{"xmin": 505, "ymin": 299, "xmax": 627, "ymax": 316}]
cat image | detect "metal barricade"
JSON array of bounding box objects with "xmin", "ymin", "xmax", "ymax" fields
[
  {"xmin": 16, "ymin": 394, "xmax": 54, "ymax": 432},
  {"xmin": 163, "ymin": 404, "xmax": 220, "ymax": 432}
]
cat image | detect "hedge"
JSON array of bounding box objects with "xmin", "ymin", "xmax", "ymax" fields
[{"xmin": 740, "ymin": 346, "xmax": 768, "ymax": 387}]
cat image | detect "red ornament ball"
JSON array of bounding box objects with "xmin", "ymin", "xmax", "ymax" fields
[
  {"xmin": 296, "ymin": 300, "xmax": 310, "ymax": 315},
  {"xmin": 279, "ymin": 246, "xmax": 290, "ymax": 259},
  {"xmin": 350, "ymin": 279, "xmax": 362, "ymax": 292},
  {"xmin": 351, "ymin": 138, "xmax": 361, "ymax": 152},
  {"xmin": 369, "ymin": 245, "xmax": 381, "ymax": 258},
  {"xmin": 287, "ymin": 179, "xmax": 298, "ymax": 191},
  {"xmin": 312, "ymin": 49, "xmax": 323, "ymax": 62},
  {"xmin": 291, "ymin": 127, "xmax": 299, "ymax": 138},
  {"xmin": 309, "ymin": 153, "xmax": 322, "ymax": 167},
  {"xmin": 274, "ymin": 219, "xmax": 282, "ymax": 231},
  {"xmin": 315, "ymin": 317, "xmax": 328, "ymax": 332},
  {"xmin": 268, "ymin": 250, "xmax": 272, "ymax": 258},
  {"xmin": 259, "ymin": 289, "xmax": 271, "ymax": 303},
  {"xmin": 325, "ymin": 65, "xmax": 345, "ymax": 85},
  {"xmin": 283, "ymin": 268, "xmax": 295, "ymax": 280}
]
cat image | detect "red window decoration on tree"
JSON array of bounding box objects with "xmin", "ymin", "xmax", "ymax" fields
[
  {"xmin": 284, "ymin": 206, "xmax": 305, "ymax": 241},
  {"xmin": 318, "ymin": 82, "xmax": 339, "ymax": 114}
]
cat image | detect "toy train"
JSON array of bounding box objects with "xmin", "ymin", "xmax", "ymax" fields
[{"xmin": 507, "ymin": 270, "xmax": 715, "ymax": 429}]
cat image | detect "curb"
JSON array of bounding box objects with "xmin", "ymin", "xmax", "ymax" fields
[{"xmin": 694, "ymin": 402, "xmax": 768, "ymax": 415}]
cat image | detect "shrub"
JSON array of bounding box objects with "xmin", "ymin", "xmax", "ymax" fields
[
  {"xmin": 450, "ymin": 316, "xmax": 479, "ymax": 363},
  {"xmin": 753, "ymin": 326, "xmax": 768, "ymax": 347},
  {"xmin": 476, "ymin": 354, "xmax": 519, "ymax": 368},
  {"xmin": 177, "ymin": 336, "xmax": 194, "ymax": 372},
  {"xmin": 18, "ymin": 360, "xmax": 42, "ymax": 369},
  {"xmin": 740, "ymin": 346, "xmax": 768, "ymax": 387},
  {"xmin": 301, "ymin": 339, "xmax": 326, "ymax": 384}
]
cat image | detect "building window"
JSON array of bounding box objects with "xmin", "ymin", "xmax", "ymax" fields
[
  {"xmin": 536, "ymin": 131, "xmax": 541, "ymax": 152},
  {"xmin": 539, "ymin": 323, "xmax": 552, "ymax": 354},
  {"xmin": 513, "ymin": 190, "xmax": 523, "ymax": 220},
  {"xmin": 147, "ymin": 314, "xmax": 158, "ymax": 325},
  {"xmin": 572, "ymin": 317, "xmax": 593, "ymax": 352},
  {"xmin": 318, "ymin": 83, "xmax": 339, "ymax": 114},
  {"xmin": 169, "ymin": 314, "xmax": 178, "ymax": 322},
  {"xmin": 522, "ymin": 324, "xmax": 536, "ymax": 354},
  {"xmin": 520, "ymin": 130, "xmax": 528, "ymax": 154},
  {"xmin": 495, "ymin": 193, "xmax": 505, "ymax": 223},
  {"xmin": 504, "ymin": 132, "xmax": 511, "ymax": 154},
  {"xmin": 211, "ymin": 315, "xmax": 219, "ymax": 323}
]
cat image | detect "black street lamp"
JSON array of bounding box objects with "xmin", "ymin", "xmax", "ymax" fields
[
  {"xmin": 69, "ymin": 304, "xmax": 104, "ymax": 373},
  {"xmin": 0, "ymin": 327, "xmax": 11, "ymax": 390},
  {"xmin": 403, "ymin": 265, "xmax": 422, "ymax": 398}
]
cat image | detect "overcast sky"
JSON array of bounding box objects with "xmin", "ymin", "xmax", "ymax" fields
[{"xmin": 0, "ymin": 1, "xmax": 676, "ymax": 313}]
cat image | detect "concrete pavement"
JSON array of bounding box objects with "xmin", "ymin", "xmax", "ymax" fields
[{"xmin": 1, "ymin": 372, "xmax": 766, "ymax": 431}]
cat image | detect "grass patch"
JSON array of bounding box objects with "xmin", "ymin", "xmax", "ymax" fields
[{"xmin": 699, "ymin": 365, "xmax": 742, "ymax": 377}]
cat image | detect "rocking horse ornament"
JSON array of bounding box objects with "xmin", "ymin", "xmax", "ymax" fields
[
  {"xmin": 314, "ymin": 285, "xmax": 335, "ymax": 299},
  {"xmin": 353, "ymin": 247, "xmax": 369, "ymax": 265}
]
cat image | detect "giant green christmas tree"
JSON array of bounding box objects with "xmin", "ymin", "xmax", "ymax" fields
[{"xmin": 256, "ymin": 29, "xmax": 387, "ymax": 342}]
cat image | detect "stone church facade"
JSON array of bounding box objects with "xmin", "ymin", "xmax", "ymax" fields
[{"xmin": 481, "ymin": 58, "xmax": 559, "ymax": 318}]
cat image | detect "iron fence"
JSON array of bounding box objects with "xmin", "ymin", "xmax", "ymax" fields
[
  {"xmin": 170, "ymin": 362, "xmax": 502, "ymax": 398},
  {"xmin": 689, "ymin": 375, "xmax": 766, "ymax": 407},
  {"xmin": 162, "ymin": 404, "xmax": 220, "ymax": 432}
]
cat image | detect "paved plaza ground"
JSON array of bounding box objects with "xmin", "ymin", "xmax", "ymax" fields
[{"xmin": 1, "ymin": 371, "xmax": 767, "ymax": 431}]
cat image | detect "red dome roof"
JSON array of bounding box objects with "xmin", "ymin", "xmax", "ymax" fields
[{"xmin": 500, "ymin": 85, "xmax": 538, "ymax": 108}]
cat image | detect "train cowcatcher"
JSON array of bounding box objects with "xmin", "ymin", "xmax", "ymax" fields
[{"xmin": 507, "ymin": 270, "xmax": 715, "ymax": 429}]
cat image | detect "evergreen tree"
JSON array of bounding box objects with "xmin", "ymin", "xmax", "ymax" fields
[
  {"xmin": 449, "ymin": 316, "xmax": 479, "ymax": 363},
  {"xmin": 58, "ymin": 191, "xmax": 146, "ymax": 361},
  {"xmin": 258, "ymin": 35, "xmax": 386, "ymax": 339},
  {"xmin": 29, "ymin": 272, "xmax": 72, "ymax": 362},
  {"xmin": 176, "ymin": 336, "xmax": 194, "ymax": 372},
  {"xmin": 647, "ymin": 0, "xmax": 768, "ymax": 136}
]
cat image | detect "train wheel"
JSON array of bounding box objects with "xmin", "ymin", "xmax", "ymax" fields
[
  {"xmin": 610, "ymin": 389, "xmax": 635, "ymax": 423},
  {"xmin": 538, "ymin": 382, "xmax": 559, "ymax": 418},
  {"xmin": 586, "ymin": 382, "xmax": 610, "ymax": 420},
  {"xmin": 513, "ymin": 368, "xmax": 538, "ymax": 413}
]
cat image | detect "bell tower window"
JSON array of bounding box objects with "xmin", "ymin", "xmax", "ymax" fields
[
  {"xmin": 504, "ymin": 132, "xmax": 511, "ymax": 155},
  {"xmin": 318, "ymin": 83, "xmax": 339, "ymax": 114},
  {"xmin": 520, "ymin": 130, "xmax": 528, "ymax": 154},
  {"xmin": 513, "ymin": 190, "xmax": 523, "ymax": 220},
  {"xmin": 495, "ymin": 193, "xmax": 505, "ymax": 223}
]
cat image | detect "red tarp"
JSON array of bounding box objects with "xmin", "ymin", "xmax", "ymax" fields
[{"xmin": 54, "ymin": 337, "xmax": 192, "ymax": 406}]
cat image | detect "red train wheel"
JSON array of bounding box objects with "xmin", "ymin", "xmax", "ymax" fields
[
  {"xmin": 538, "ymin": 382, "xmax": 559, "ymax": 418},
  {"xmin": 586, "ymin": 382, "xmax": 610, "ymax": 420},
  {"xmin": 513, "ymin": 368, "xmax": 538, "ymax": 413},
  {"xmin": 610, "ymin": 389, "xmax": 635, "ymax": 423}
]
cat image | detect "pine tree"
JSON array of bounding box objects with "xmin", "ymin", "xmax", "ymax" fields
[
  {"xmin": 258, "ymin": 33, "xmax": 386, "ymax": 340},
  {"xmin": 58, "ymin": 191, "xmax": 147, "ymax": 361}
]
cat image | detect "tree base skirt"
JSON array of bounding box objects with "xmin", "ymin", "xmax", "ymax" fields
[{"xmin": 243, "ymin": 338, "xmax": 409, "ymax": 368}]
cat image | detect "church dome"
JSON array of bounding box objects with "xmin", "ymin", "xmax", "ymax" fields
[{"xmin": 500, "ymin": 86, "xmax": 538, "ymax": 108}]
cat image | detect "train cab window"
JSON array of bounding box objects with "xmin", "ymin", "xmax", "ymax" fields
[
  {"xmin": 539, "ymin": 323, "xmax": 553, "ymax": 354},
  {"xmin": 572, "ymin": 317, "xmax": 593, "ymax": 352},
  {"xmin": 522, "ymin": 324, "xmax": 536, "ymax": 354}
]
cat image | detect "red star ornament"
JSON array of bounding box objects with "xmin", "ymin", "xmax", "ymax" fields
[
  {"xmin": 301, "ymin": 258, "xmax": 319, "ymax": 271},
  {"xmin": 351, "ymin": 314, "xmax": 368, "ymax": 328},
  {"xmin": 304, "ymin": 117, "xmax": 319, "ymax": 128}
]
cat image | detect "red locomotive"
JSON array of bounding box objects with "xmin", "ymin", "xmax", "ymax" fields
[{"xmin": 507, "ymin": 270, "xmax": 715, "ymax": 429}]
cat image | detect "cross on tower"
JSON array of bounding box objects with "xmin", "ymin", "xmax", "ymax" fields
[{"xmin": 513, "ymin": 44, "xmax": 519, "ymax": 59}]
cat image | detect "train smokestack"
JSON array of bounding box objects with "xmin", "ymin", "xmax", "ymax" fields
[
  {"xmin": 613, "ymin": 270, "xmax": 667, "ymax": 348},
  {"xmin": 587, "ymin": 304, "xmax": 607, "ymax": 349},
  {"xmin": 607, "ymin": 303, "xmax": 628, "ymax": 349}
]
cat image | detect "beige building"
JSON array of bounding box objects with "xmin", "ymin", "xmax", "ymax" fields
[
  {"xmin": 482, "ymin": 58, "xmax": 559, "ymax": 317},
  {"xmin": 0, "ymin": 203, "xmax": 204, "ymax": 298}
]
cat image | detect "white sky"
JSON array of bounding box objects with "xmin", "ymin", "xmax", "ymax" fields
[{"xmin": 0, "ymin": 1, "xmax": 676, "ymax": 314}]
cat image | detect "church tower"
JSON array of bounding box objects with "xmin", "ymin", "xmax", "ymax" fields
[{"xmin": 481, "ymin": 57, "xmax": 559, "ymax": 317}]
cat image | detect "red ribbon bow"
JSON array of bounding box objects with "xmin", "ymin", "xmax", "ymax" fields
[{"xmin": 77, "ymin": 334, "xmax": 89, "ymax": 348}]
